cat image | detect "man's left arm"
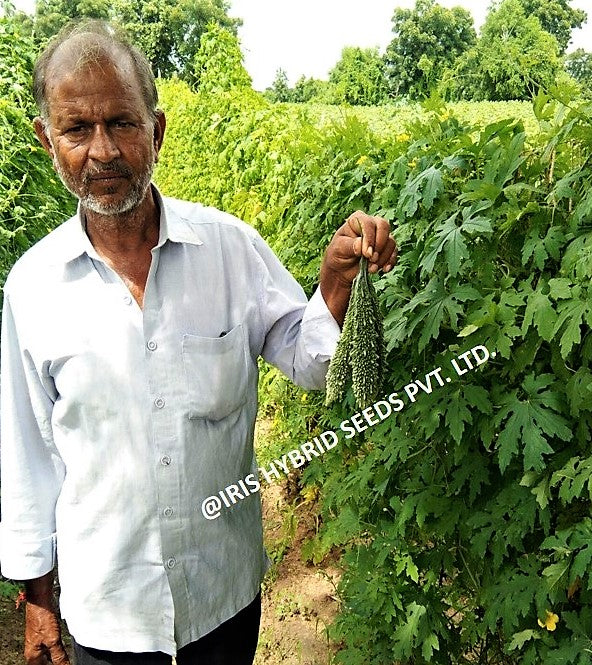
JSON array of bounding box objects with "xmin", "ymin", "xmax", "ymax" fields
[{"xmin": 254, "ymin": 211, "xmax": 396, "ymax": 389}]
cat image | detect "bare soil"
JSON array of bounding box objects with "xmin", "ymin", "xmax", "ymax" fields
[{"xmin": 255, "ymin": 481, "xmax": 341, "ymax": 665}]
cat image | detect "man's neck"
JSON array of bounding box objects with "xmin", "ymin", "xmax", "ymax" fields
[{"xmin": 83, "ymin": 188, "xmax": 160, "ymax": 258}]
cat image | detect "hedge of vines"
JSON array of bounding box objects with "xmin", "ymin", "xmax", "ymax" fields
[{"xmin": 0, "ymin": 19, "xmax": 75, "ymax": 291}]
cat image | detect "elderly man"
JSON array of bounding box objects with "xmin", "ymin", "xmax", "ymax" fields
[{"xmin": 0, "ymin": 21, "xmax": 396, "ymax": 665}]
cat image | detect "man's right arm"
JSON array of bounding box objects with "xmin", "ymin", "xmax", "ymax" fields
[
  {"xmin": 21, "ymin": 570, "xmax": 70, "ymax": 664},
  {"xmin": 1, "ymin": 288, "xmax": 68, "ymax": 663}
]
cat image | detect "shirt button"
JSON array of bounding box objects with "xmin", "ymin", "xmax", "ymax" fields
[
  {"xmin": 163, "ymin": 507, "xmax": 174, "ymax": 517},
  {"xmin": 160, "ymin": 455, "xmax": 171, "ymax": 466},
  {"xmin": 166, "ymin": 557, "xmax": 177, "ymax": 569},
  {"xmin": 123, "ymin": 295, "xmax": 132, "ymax": 305},
  {"xmin": 154, "ymin": 397, "xmax": 165, "ymax": 409},
  {"xmin": 147, "ymin": 340, "xmax": 157, "ymax": 351}
]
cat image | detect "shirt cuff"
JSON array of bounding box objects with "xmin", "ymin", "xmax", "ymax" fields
[
  {"xmin": 300, "ymin": 287, "xmax": 341, "ymax": 361},
  {"xmin": 0, "ymin": 525, "xmax": 56, "ymax": 581}
]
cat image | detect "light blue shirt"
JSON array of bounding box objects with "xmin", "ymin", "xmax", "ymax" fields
[{"xmin": 0, "ymin": 188, "xmax": 340, "ymax": 655}]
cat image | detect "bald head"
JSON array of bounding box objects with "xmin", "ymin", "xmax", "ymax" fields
[{"xmin": 33, "ymin": 21, "xmax": 158, "ymax": 125}]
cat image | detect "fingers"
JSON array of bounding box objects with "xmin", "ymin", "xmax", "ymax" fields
[
  {"xmin": 24, "ymin": 641, "xmax": 49, "ymax": 665},
  {"xmin": 345, "ymin": 210, "xmax": 397, "ymax": 273},
  {"xmin": 369, "ymin": 236, "xmax": 398, "ymax": 274},
  {"xmin": 25, "ymin": 640, "xmax": 69, "ymax": 665}
]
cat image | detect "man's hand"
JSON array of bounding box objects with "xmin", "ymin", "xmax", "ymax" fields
[
  {"xmin": 320, "ymin": 211, "xmax": 397, "ymax": 325},
  {"xmin": 23, "ymin": 571, "xmax": 70, "ymax": 664}
]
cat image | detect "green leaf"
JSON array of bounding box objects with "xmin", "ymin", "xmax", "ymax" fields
[
  {"xmin": 399, "ymin": 166, "xmax": 444, "ymax": 217},
  {"xmin": 548, "ymin": 278, "xmax": 572, "ymax": 300},
  {"xmin": 393, "ymin": 602, "xmax": 426, "ymax": 658},
  {"xmin": 522, "ymin": 289, "xmax": 556, "ymax": 342},
  {"xmin": 421, "ymin": 633, "xmax": 439, "ymax": 660},
  {"xmin": 508, "ymin": 629, "xmax": 540, "ymax": 651},
  {"xmin": 572, "ymin": 546, "xmax": 592, "ymax": 585},
  {"xmin": 543, "ymin": 560, "xmax": 570, "ymax": 593},
  {"xmin": 495, "ymin": 375, "xmax": 571, "ymax": 472},
  {"xmin": 552, "ymin": 299, "xmax": 589, "ymax": 358},
  {"xmin": 421, "ymin": 213, "xmax": 467, "ymax": 277}
]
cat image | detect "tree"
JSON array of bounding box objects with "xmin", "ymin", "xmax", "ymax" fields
[
  {"xmin": 329, "ymin": 46, "xmax": 387, "ymax": 106},
  {"xmin": 518, "ymin": 0, "xmax": 586, "ymax": 54},
  {"xmin": 192, "ymin": 23, "xmax": 251, "ymax": 94},
  {"xmin": 449, "ymin": 0, "xmax": 561, "ymax": 101},
  {"xmin": 565, "ymin": 48, "xmax": 592, "ymax": 91},
  {"xmin": 291, "ymin": 76, "xmax": 327, "ymax": 103},
  {"xmin": 266, "ymin": 68, "xmax": 292, "ymax": 103},
  {"xmin": 112, "ymin": 0, "xmax": 240, "ymax": 80},
  {"xmin": 33, "ymin": 0, "xmax": 110, "ymax": 41},
  {"xmin": 384, "ymin": 0, "xmax": 476, "ymax": 99}
]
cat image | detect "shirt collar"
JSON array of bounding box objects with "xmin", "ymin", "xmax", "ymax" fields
[{"xmin": 56, "ymin": 184, "xmax": 202, "ymax": 265}]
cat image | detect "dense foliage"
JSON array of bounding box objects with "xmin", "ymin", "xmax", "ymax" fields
[
  {"xmin": 0, "ymin": 16, "xmax": 74, "ymax": 291},
  {"xmin": 271, "ymin": 0, "xmax": 587, "ymax": 105},
  {"xmin": 329, "ymin": 47, "xmax": 387, "ymax": 107},
  {"xmin": 155, "ymin": 26, "xmax": 592, "ymax": 663}
]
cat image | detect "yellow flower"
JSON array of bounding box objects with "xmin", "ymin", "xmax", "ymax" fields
[
  {"xmin": 396, "ymin": 133, "xmax": 410, "ymax": 142},
  {"xmin": 300, "ymin": 393, "xmax": 308, "ymax": 402},
  {"xmin": 356, "ymin": 155, "xmax": 369, "ymax": 166},
  {"xmin": 301, "ymin": 486, "xmax": 319, "ymax": 504},
  {"xmin": 537, "ymin": 610, "xmax": 559, "ymax": 631}
]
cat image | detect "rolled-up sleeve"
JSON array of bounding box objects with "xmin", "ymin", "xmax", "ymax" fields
[
  {"xmin": 0, "ymin": 292, "xmax": 64, "ymax": 580},
  {"xmin": 251, "ymin": 232, "xmax": 341, "ymax": 390}
]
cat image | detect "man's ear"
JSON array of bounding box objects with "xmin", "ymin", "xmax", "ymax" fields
[
  {"xmin": 153, "ymin": 109, "xmax": 166, "ymax": 164},
  {"xmin": 33, "ymin": 117, "xmax": 55, "ymax": 160}
]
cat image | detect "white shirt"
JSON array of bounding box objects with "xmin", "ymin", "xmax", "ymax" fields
[{"xmin": 0, "ymin": 188, "xmax": 340, "ymax": 655}]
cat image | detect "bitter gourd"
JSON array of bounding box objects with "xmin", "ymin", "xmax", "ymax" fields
[{"xmin": 325, "ymin": 256, "xmax": 385, "ymax": 409}]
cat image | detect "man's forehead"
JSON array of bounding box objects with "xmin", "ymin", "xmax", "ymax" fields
[
  {"xmin": 44, "ymin": 48, "xmax": 141, "ymax": 111},
  {"xmin": 46, "ymin": 39, "xmax": 134, "ymax": 84}
]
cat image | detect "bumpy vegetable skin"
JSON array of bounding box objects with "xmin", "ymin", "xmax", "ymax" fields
[{"xmin": 325, "ymin": 257, "xmax": 385, "ymax": 408}]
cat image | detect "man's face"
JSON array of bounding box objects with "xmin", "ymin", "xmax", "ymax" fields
[{"xmin": 35, "ymin": 54, "xmax": 164, "ymax": 216}]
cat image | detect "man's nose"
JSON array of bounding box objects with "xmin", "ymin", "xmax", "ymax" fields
[{"xmin": 87, "ymin": 125, "xmax": 121, "ymax": 162}]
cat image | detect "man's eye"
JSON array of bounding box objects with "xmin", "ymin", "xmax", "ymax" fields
[
  {"xmin": 66, "ymin": 126, "xmax": 88, "ymax": 136},
  {"xmin": 112, "ymin": 121, "xmax": 136, "ymax": 131}
]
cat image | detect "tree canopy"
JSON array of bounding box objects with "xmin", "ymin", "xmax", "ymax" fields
[
  {"xmin": 266, "ymin": 68, "xmax": 292, "ymax": 103},
  {"xmin": 518, "ymin": 0, "xmax": 586, "ymax": 54},
  {"xmin": 450, "ymin": 0, "xmax": 561, "ymax": 101},
  {"xmin": 112, "ymin": 0, "xmax": 240, "ymax": 80},
  {"xmin": 565, "ymin": 48, "xmax": 592, "ymax": 92},
  {"xmin": 384, "ymin": 0, "xmax": 476, "ymax": 99},
  {"xmin": 329, "ymin": 46, "xmax": 387, "ymax": 106}
]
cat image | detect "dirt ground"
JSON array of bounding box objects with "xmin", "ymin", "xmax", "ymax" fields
[
  {"xmin": 0, "ymin": 437, "xmax": 340, "ymax": 665},
  {"xmin": 255, "ymin": 481, "xmax": 341, "ymax": 665}
]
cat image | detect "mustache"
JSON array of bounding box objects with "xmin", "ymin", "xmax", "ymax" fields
[{"xmin": 83, "ymin": 161, "xmax": 133, "ymax": 183}]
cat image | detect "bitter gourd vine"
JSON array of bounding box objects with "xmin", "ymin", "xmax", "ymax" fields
[{"xmin": 325, "ymin": 256, "xmax": 385, "ymax": 408}]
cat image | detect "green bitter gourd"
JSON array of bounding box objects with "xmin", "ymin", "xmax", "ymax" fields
[{"xmin": 325, "ymin": 256, "xmax": 385, "ymax": 409}]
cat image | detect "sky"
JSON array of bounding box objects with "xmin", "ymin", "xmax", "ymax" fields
[{"xmin": 8, "ymin": 0, "xmax": 592, "ymax": 90}]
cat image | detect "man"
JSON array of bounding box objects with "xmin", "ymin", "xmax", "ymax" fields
[{"xmin": 0, "ymin": 21, "xmax": 396, "ymax": 665}]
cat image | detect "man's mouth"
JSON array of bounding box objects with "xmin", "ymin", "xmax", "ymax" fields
[{"xmin": 89, "ymin": 172, "xmax": 127, "ymax": 181}]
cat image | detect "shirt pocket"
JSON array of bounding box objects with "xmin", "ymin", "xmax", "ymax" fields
[{"xmin": 182, "ymin": 324, "xmax": 249, "ymax": 421}]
